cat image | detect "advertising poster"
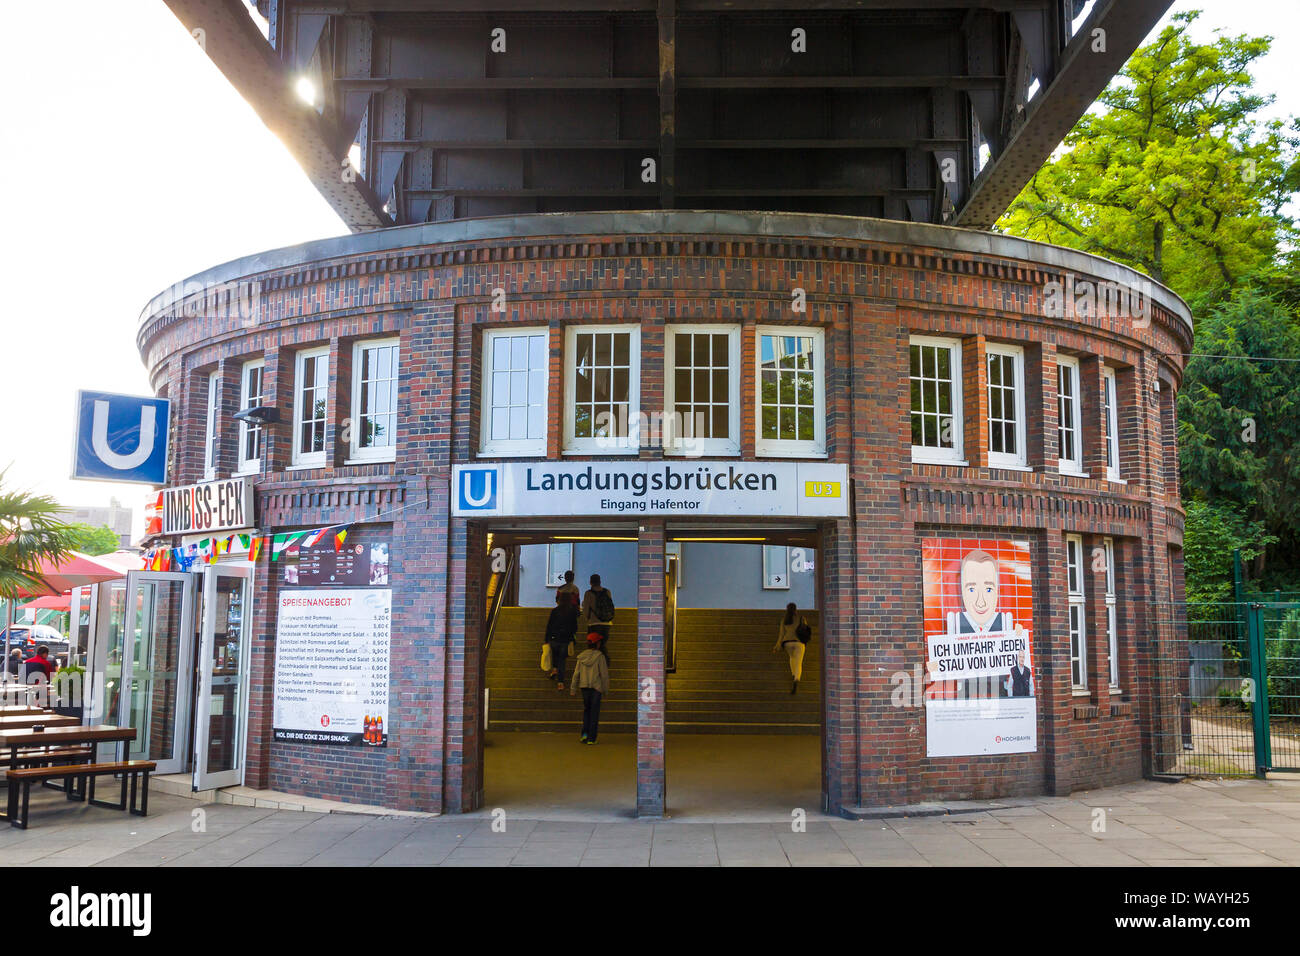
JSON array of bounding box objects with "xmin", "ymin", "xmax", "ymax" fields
[
  {"xmin": 272, "ymin": 589, "xmax": 392, "ymax": 746},
  {"xmin": 922, "ymin": 538, "xmax": 1037, "ymax": 757},
  {"xmin": 283, "ymin": 538, "xmax": 390, "ymax": 587}
]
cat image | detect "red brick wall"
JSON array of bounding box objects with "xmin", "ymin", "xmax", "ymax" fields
[{"xmin": 139, "ymin": 222, "xmax": 1191, "ymax": 815}]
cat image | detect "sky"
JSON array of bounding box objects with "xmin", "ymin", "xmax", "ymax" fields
[{"xmin": 0, "ymin": 0, "xmax": 1296, "ymax": 526}]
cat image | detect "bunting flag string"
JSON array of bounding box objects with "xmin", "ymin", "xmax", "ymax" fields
[{"xmin": 141, "ymin": 521, "xmax": 353, "ymax": 570}]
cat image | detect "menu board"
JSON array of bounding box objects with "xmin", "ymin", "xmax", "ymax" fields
[
  {"xmin": 283, "ymin": 540, "xmax": 390, "ymax": 588},
  {"xmin": 272, "ymin": 589, "xmax": 391, "ymax": 746}
]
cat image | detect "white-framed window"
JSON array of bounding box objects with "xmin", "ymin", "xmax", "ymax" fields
[
  {"xmin": 481, "ymin": 327, "xmax": 548, "ymax": 456},
  {"xmin": 1057, "ymin": 356, "xmax": 1083, "ymax": 474},
  {"xmin": 909, "ymin": 336, "xmax": 963, "ymax": 464},
  {"xmin": 545, "ymin": 542, "xmax": 573, "ymax": 587},
  {"xmin": 292, "ymin": 347, "xmax": 330, "ymax": 468},
  {"xmin": 665, "ymin": 324, "xmax": 740, "ymax": 455},
  {"xmin": 1102, "ymin": 366, "xmax": 1120, "ymax": 481},
  {"xmin": 237, "ymin": 359, "xmax": 265, "ymax": 475},
  {"xmin": 762, "ymin": 545, "xmax": 790, "ymax": 589},
  {"xmin": 756, "ymin": 327, "xmax": 826, "ymax": 457},
  {"xmin": 1104, "ymin": 537, "xmax": 1119, "ymax": 688},
  {"xmin": 986, "ymin": 344, "xmax": 1027, "ymax": 469},
  {"xmin": 203, "ymin": 370, "xmax": 219, "ymax": 480},
  {"xmin": 350, "ymin": 338, "xmax": 400, "ymax": 461},
  {"xmin": 564, "ymin": 325, "xmax": 640, "ymax": 454},
  {"xmin": 1066, "ymin": 534, "xmax": 1087, "ymax": 689}
]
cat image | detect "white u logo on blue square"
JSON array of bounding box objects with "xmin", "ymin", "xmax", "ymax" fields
[{"xmin": 458, "ymin": 468, "xmax": 497, "ymax": 511}]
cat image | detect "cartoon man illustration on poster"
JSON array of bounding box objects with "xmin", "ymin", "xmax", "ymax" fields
[
  {"xmin": 922, "ymin": 538, "xmax": 1037, "ymax": 756},
  {"xmin": 943, "ymin": 548, "xmax": 1031, "ymax": 699}
]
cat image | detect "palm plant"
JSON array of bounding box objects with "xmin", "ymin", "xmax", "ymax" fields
[{"xmin": 0, "ymin": 469, "xmax": 77, "ymax": 601}]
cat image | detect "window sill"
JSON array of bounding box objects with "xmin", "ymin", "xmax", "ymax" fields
[
  {"xmin": 286, "ymin": 462, "xmax": 327, "ymax": 472},
  {"xmin": 1058, "ymin": 468, "xmax": 1089, "ymax": 478},
  {"xmin": 343, "ymin": 457, "xmax": 395, "ymax": 466},
  {"xmin": 664, "ymin": 448, "xmax": 742, "ymax": 458},
  {"xmin": 1106, "ymin": 475, "xmax": 1127, "ymax": 485},
  {"xmin": 233, "ymin": 466, "xmax": 260, "ymax": 478},
  {"xmin": 754, "ymin": 449, "xmax": 828, "ymax": 460},
  {"xmin": 911, "ymin": 454, "xmax": 968, "ymax": 467},
  {"xmin": 989, "ymin": 461, "xmax": 1032, "ymax": 472},
  {"xmin": 561, "ymin": 448, "xmax": 641, "ymax": 457},
  {"xmin": 477, "ymin": 448, "xmax": 548, "ymax": 459},
  {"xmin": 1072, "ymin": 688, "xmax": 1092, "ymax": 697}
]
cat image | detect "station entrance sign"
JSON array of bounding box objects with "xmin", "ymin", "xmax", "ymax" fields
[{"xmin": 452, "ymin": 461, "xmax": 848, "ymax": 518}]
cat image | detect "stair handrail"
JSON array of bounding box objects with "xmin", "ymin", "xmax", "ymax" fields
[{"xmin": 483, "ymin": 549, "xmax": 517, "ymax": 655}]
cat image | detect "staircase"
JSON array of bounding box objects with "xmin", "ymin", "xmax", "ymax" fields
[
  {"xmin": 485, "ymin": 608, "xmax": 641, "ymax": 732},
  {"xmin": 485, "ymin": 607, "xmax": 819, "ymax": 734},
  {"xmin": 667, "ymin": 609, "xmax": 820, "ymax": 734}
]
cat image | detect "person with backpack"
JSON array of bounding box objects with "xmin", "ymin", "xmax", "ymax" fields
[
  {"xmin": 570, "ymin": 632, "xmax": 610, "ymax": 743},
  {"xmin": 544, "ymin": 588, "xmax": 580, "ymax": 690},
  {"xmin": 580, "ymin": 573, "xmax": 616, "ymax": 662},
  {"xmin": 772, "ymin": 603, "xmax": 811, "ymax": 694}
]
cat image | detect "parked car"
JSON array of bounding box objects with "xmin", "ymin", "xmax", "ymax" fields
[{"xmin": 0, "ymin": 624, "xmax": 70, "ymax": 659}]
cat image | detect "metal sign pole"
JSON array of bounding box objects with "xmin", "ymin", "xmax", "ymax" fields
[{"xmin": 3, "ymin": 598, "xmax": 13, "ymax": 684}]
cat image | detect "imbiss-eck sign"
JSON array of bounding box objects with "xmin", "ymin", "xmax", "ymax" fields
[{"xmin": 161, "ymin": 477, "xmax": 254, "ymax": 535}]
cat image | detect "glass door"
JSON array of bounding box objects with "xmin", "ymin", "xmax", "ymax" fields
[
  {"xmin": 193, "ymin": 566, "xmax": 252, "ymax": 790},
  {"xmin": 119, "ymin": 571, "xmax": 197, "ymax": 774}
]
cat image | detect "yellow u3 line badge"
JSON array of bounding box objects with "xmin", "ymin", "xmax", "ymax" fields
[{"xmin": 804, "ymin": 481, "xmax": 841, "ymax": 498}]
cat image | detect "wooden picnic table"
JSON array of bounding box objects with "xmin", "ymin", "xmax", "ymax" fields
[
  {"xmin": 0, "ymin": 725, "xmax": 138, "ymax": 823},
  {"xmin": 0, "ymin": 715, "xmax": 79, "ymax": 731},
  {"xmin": 0, "ymin": 725, "xmax": 137, "ymax": 771}
]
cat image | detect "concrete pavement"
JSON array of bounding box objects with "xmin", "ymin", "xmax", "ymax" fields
[{"xmin": 2, "ymin": 775, "xmax": 1300, "ymax": 866}]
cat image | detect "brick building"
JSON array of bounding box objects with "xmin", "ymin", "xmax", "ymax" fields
[{"xmin": 130, "ymin": 210, "xmax": 1192, "ymax": 817}]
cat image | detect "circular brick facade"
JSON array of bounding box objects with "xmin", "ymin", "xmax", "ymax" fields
[{"xmin": 138, "ymin": 211, "xmax": 1191, "ymax": 816}]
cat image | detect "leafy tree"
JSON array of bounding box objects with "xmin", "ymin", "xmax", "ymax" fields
[
  {"xmin": 0, "ymin": 471, "xmax": 77, "ymax": 601},
  {"xmin": 998, "ymin": 10, "xmax": 1297, "ymax": 309},
  {"xmin": 1180, "ymin": 499, "xmax": 1274, "ymax": 602},
  {"xmin": 66, "ymin": 523, "xmax": 121, "ymax": 557},
  {"xmin": 1178, "ymin": 290, "xmax": 1300, "ymax": 578}
]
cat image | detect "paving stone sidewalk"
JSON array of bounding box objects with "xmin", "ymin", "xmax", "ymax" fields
[{"xmin": 3, "ymin": 777, "xmax": 1300, "ymax": 866}]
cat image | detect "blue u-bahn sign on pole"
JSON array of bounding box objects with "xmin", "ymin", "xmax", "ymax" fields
[{"xmin": 72, "ymin": 390, "xmax": 171, "ymax": 485}]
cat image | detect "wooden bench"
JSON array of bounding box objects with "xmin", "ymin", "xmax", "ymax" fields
[
  {"xmin": 6, "ymin": 760, "xmax": 157, "ymax": 829},
  {"xmin": 11, "ymin": 746, "xmax": 96, "ymax": 792}
]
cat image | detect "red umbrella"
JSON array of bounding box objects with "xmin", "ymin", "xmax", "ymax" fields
[
  {"xmin": 19, "ymin": 594, "xmax": 70, "ymax": 612},
  {"xmin": 15, "ymin": 551, "xmax": 127, "ymax": 597}
]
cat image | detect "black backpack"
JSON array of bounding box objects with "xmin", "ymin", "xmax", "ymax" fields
[
  {"xmin": 593, "ymin": 588, "xmax": 616, "ymax": 623},
  {"xmin": 796, "ymin": 620, "xmax": 812, "ymax": 644}
]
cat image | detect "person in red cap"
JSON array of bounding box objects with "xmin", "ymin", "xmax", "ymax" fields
[{"xmin": 569, "ymin": 632, "xmax": 610, "ymax": 744}]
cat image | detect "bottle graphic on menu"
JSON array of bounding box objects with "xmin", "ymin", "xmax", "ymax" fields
[
  {"xmin": 363, "ymin": 714, "xmax": 371, "ymax": 744},
  {"xmin": 376, "ymin": 716, "xmax": 384, "ymax": 744}
]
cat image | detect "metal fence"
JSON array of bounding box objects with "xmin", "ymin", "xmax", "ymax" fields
[
  {"xmin": 1150, "ymin": 601, "xmax": 1255, "ymax": 777},
  {"xmin": 1149, "ymin": 600, "xmax": 1300, "ymax": 778},
  {"xmin": 1259, "ymin": 603, "xmax": 1300, "ymax": 771}
]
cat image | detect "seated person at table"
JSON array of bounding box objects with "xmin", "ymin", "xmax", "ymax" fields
[{"xmin": 22, "ymin": 645, "xmax": 55, "ymax": 683}]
